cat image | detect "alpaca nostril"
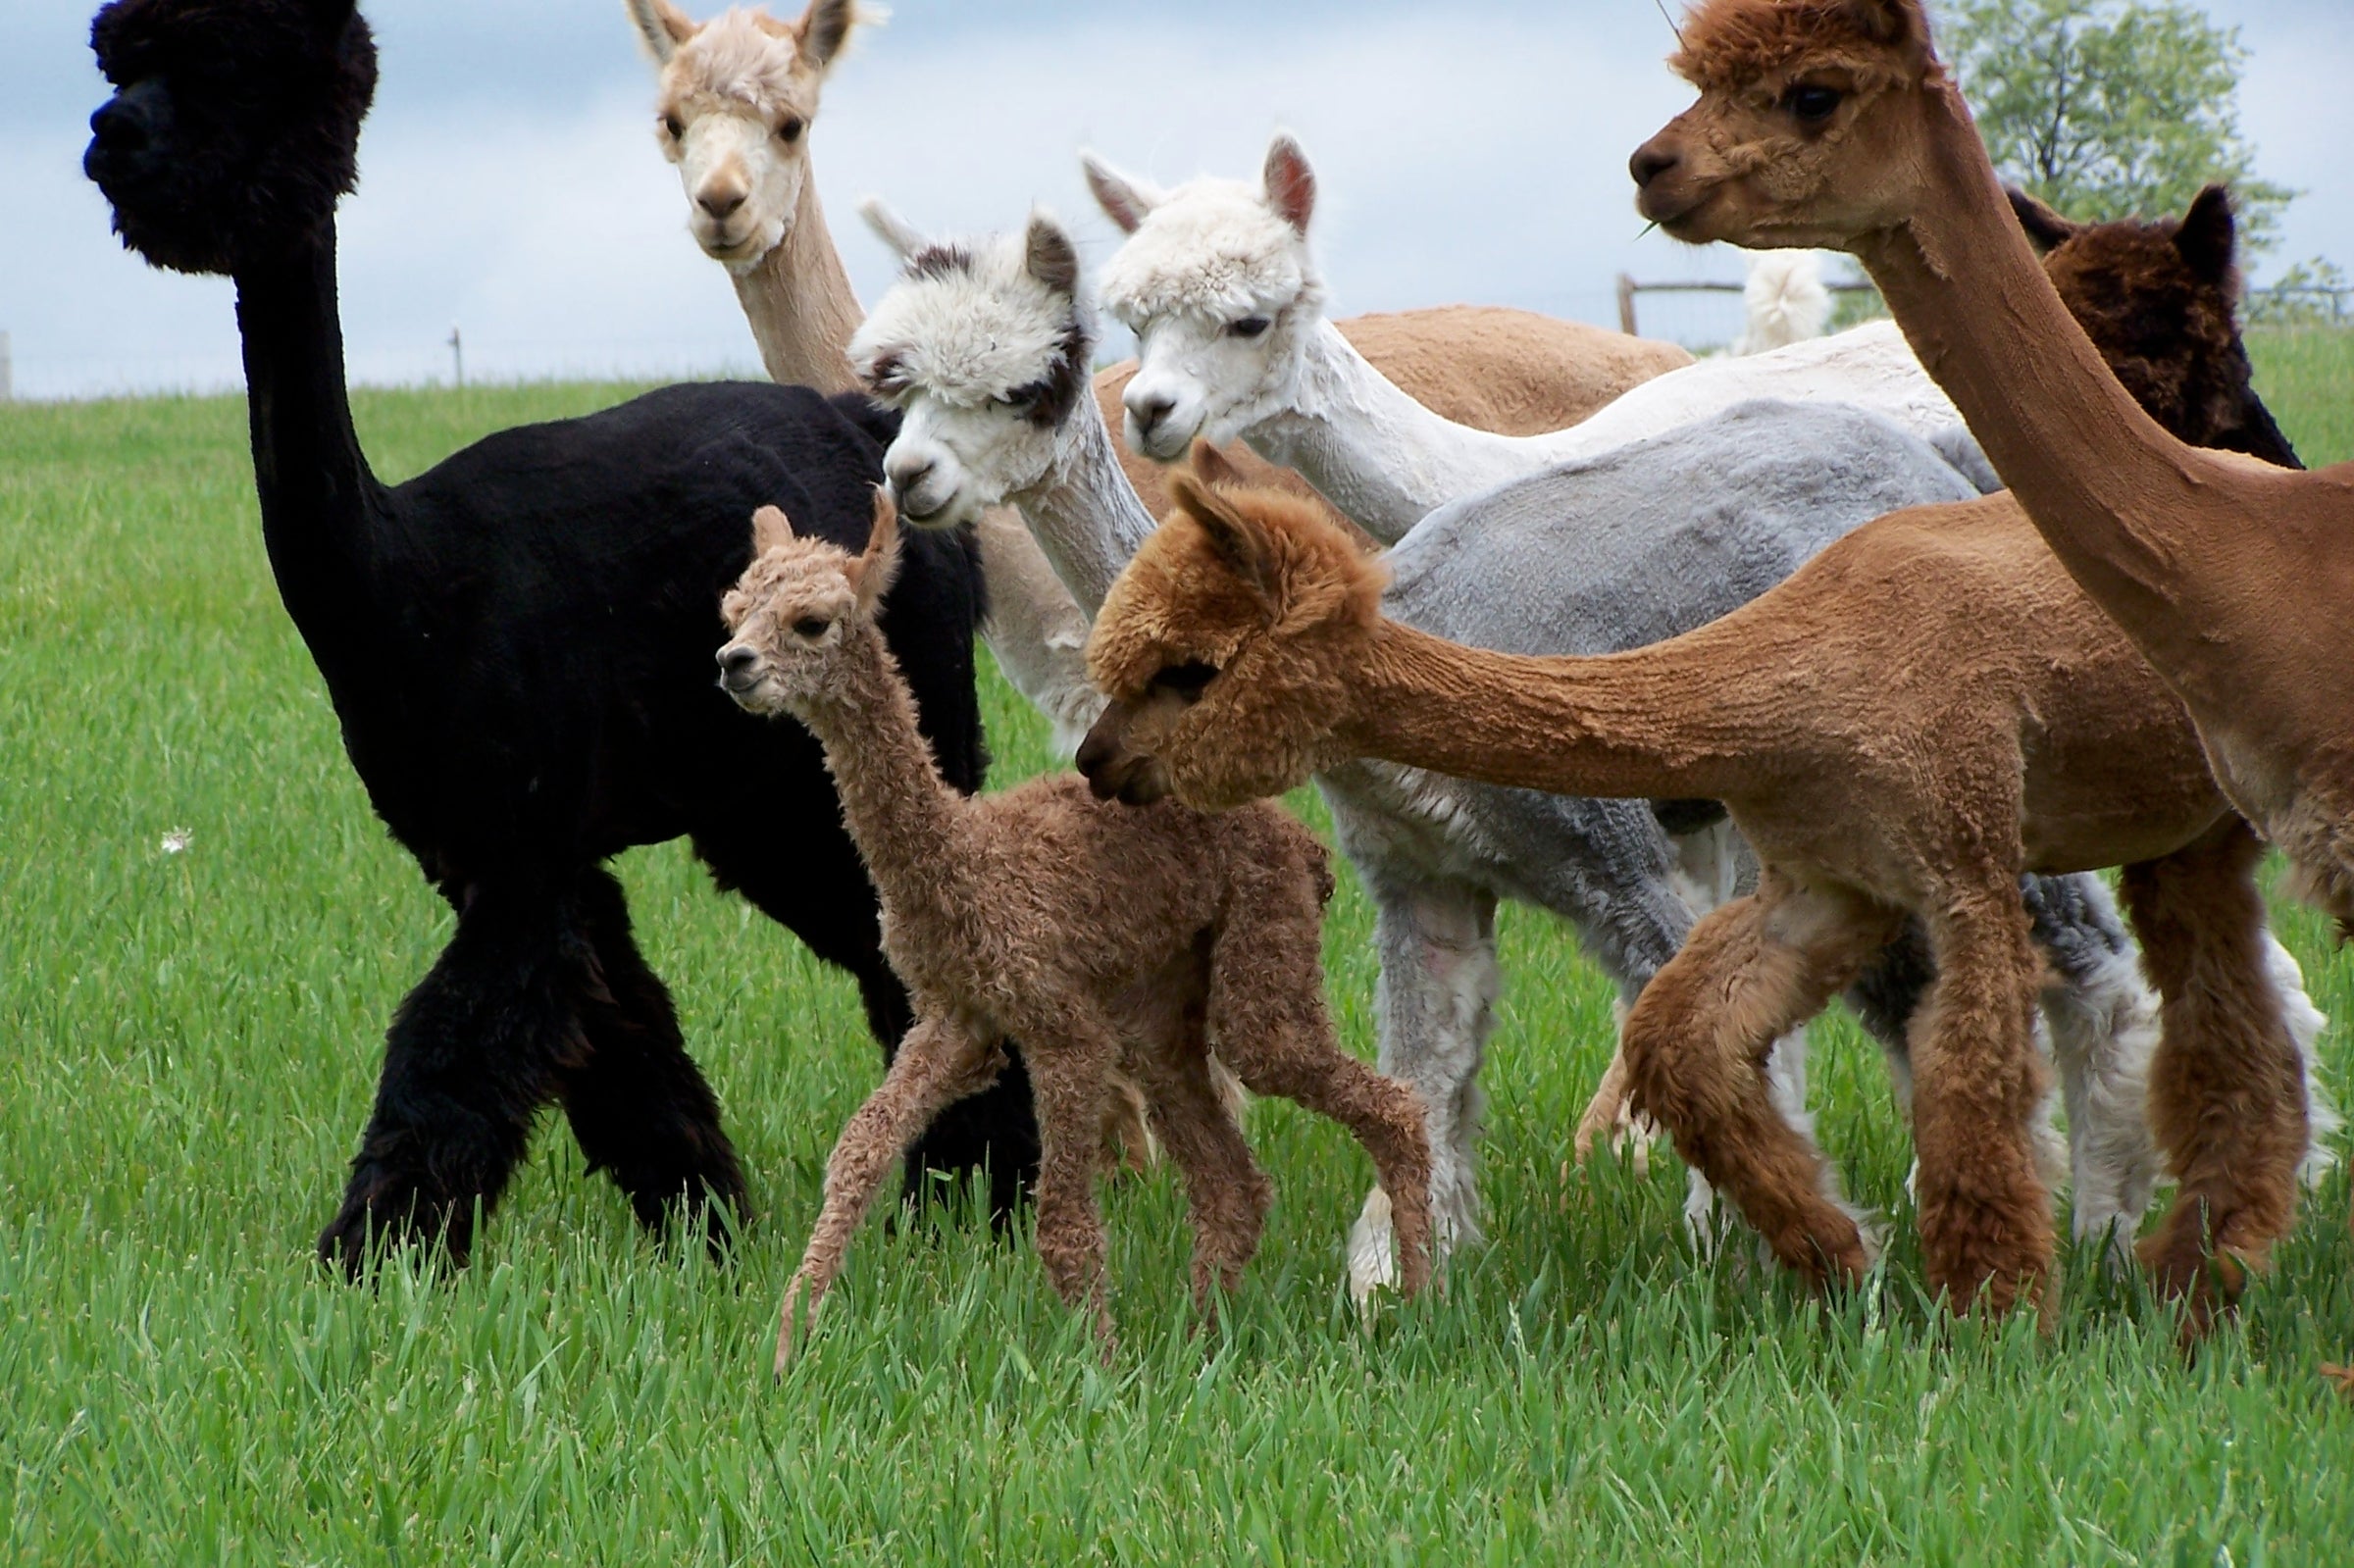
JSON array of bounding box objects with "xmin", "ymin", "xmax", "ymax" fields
[
  {"xmin": 90, "ymin": 99, "xmax": 146, "ymax": 152},
  {"xmin": 717, "ymin": 645, "xmax": 758, "ymax": 682},
  {"xmin": 698, "ymin": 186, "xmax": 746, "ymax": 221},
  {"xmin": 1629, "ymin": 142, "xmax": 1680, "ymax": 189},
  {"xmin": 1131, "ymin": 394, "xmax": 1174, "ymax": 435},
  {"xmin": 888, "ymin": 461, "xmax": 936, "ymax": 508}
]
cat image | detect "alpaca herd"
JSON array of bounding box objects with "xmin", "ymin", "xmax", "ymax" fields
[{"xmin": 77, "ymin": 0, "xmax": 2351, "ymax": 1362}]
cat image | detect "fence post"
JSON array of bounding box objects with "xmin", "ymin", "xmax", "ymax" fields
[
  {"xmin": 1616, "ymin": 274, "xmax": 1638, "ymax": 336},
  {"xmin": 448, "ymin": 326, "xmax": 464, "ymax": 389}
]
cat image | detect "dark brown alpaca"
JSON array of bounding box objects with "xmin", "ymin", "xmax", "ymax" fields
[{"xmin": 718, "ymin": 496, "xmax": 1432, "ymax": 1370}]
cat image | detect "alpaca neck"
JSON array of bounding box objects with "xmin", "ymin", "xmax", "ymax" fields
[
  {"xmin": 1850, "ymin": 78, "xmax": 2243, "ymax": 683},
  {"xmin": 1007, "ymin": 393, "xmax": 1162, "ymax": 615},
  {"xmin": 230, "ymin": 228, "xmax": 388, "ymax": 678},
  {"xmin": 734, "ymin": 178, "xmax": 864, "ymax": 394},
  {"xmin": 1246, "ymin": 320, "xmax": 1536, "ymax": 542},
  {"xmin": 1343, "ymin": 618, "xmax": 1780, "ymax": 804},
  {"xmin": 790, "ymin": 625, "xmax": 966, "ymax": 904}
]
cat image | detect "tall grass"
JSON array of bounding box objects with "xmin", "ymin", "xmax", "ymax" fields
[{"xmin": 3, "ymin": 340, "xmax": 2353, "ymax": 1563}]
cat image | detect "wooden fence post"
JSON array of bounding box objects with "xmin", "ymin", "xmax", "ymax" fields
[{"xmin": 1616, "ymin": 274, "xmax": 1638, "ymax": 336}]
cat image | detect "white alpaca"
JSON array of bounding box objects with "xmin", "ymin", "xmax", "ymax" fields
[
  {"xmin": 1088, "ymin": 134, "xmax": 1982, "ymax": 543},
  {"xmin": 1731, "ymin": 252, "xmax": 1833, "ymax": 355},
  {"xmin": 843, "ymin": 204, "xmax": 2201, "ymax": 1299}
]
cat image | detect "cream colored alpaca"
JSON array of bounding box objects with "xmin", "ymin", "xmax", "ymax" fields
[
  {"xmin": 1628, "ymin": 0, "xmax": 2354, "ymax": 933},
  {"xmin": 717, "ymin": 494, "xmax": 1433, "ymax": 1369},
  {"xmin": 1079, "ymin": 454, "xmax": 2323, "ymax": 1327}
]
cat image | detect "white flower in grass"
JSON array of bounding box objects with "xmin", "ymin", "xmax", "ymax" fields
[{"xmin": 160, "ymin": 828, "xmax": 192, "ymax": 855}]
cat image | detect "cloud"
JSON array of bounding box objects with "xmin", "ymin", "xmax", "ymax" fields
[{"xmin": 8, "ymin": 0, "xmax": 2346, "ymax": 399}]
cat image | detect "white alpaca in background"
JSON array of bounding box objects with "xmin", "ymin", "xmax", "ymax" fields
[
  {"xmin": 1731, "ymin": 252, "xmax": 1833, "ymax": 355},
  {"xmin": 1088, "ymin": 134, "xmax": 1986, "ymax": 542}
]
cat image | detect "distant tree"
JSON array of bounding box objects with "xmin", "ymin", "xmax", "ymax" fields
[{"xmin": 1944, "ymin": 0, "xmax": 2294, "ymax": 254}]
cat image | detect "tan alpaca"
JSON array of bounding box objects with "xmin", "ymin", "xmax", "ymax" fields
[
  {"xmin": 717, "ymin": 494, "xmax": 1433, "ymax": 1368},
  {"xmin": 1079, "ymin": 453, "xmax": 2311, "ymax": 1325},
  {"xmin": 1625, "ymin": 0, "xmax": 2354, "ymax": 935}
]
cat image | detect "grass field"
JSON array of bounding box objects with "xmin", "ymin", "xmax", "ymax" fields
[{"xmin": 4, "ymin": 330, "xmax": 2353, "ymax": 1563}]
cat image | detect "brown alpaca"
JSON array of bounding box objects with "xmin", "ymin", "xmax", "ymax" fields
[
  {"xmin": 1626, "ymin": 0, "xmax": 2354, "ymax": 934},
  {"xmin": 717, "ymin": 494, "xmax": 1433, "ymax": 1369},
  {"xmin": 1079, "ymin": 451, "xmax": 2310, "ymax": 1326}
]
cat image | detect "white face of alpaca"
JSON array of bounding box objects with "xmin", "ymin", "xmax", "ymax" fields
[
  {"xmin": 1089, "ymin": 140, "xmax": 1324, "ymax": 463},
  {"xmin": 850, "ymin": 210, "xmax": 1092, "ymax": 532},
  {"xmin": 633, "ymin": 0, "xmax": 853, "ymax": 275},
  {"xmin": 1118, "ymin": 304, "xmax": 1305, "ymax": 463},
  {"xmin": 663, "ymin": 106, "xmax": 810, "ymax": 272},
  {"xmin": 875, "ymin": 394, "xmax": 1061, "ymax": 531}
]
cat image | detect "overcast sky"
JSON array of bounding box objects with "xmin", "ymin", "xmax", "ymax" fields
[{"xmin": 4, "ymin": 0, "xmax": 2348, "ymax": 399}]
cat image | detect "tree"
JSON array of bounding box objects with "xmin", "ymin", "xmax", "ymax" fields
[{"xmin": 1944, "ymin": 0, "xmax": 2294, "ymax": 254}]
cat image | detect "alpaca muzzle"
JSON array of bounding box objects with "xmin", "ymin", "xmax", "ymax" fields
[{"xmin": 1077, "ymin": 706, "xmax": 1173, "ymax": 805}]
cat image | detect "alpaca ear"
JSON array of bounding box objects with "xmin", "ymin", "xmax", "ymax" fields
[
  {"xmin": 1169, "ymin": 466, "xmax": 1274, "ymax": 604},
  {"xmin": 2006, "ymin": 187, "xmax": 2079, "ymax": 254},
  {"xmin": 304, "ymin": 0, "xmax": 361, "ymax": 33},
  {"xmin": 849, "ymin": 487, "xmax": 903, "ymax": 612},
  {"xmin": 750, "ymin": 503, "xmax": 795, "ymax": 556},
  {"xmin": 2175, "ymin": 184, "xmax": 2238, "ymax": 285},
  {"xmin": 1842, "ymin": 0, "xmax": 1933, "ymax": 55},
  {"xmin": 1024, "ymin": 213, "xmax": 1082, "ymax": 298},
  {"xmin": 794, "ymin": 0, "xmax": 860, "ymax": 72},
  {"xmin": 1081, "ymin": 151, "xmax": 1163, "ymax": 235},
  {"xmin": 858, "ymin": 196, "xmax": 928, "ymax": 262},
  {"xmin": 625, "ymin": 0, "xmax": 696, "ymax": 63},
  {"xmin": 1262, "ymin": 134, "xmax": 1317, "ymax": 236},
  {"xmin": 1187, "ymin": 440, "xmax": 1250, "ymax": 492}
]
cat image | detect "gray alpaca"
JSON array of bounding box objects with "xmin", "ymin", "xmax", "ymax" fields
[
  {"xmin": 1327, "ymin": 401, "xmax": 2168, "ymax": 1292},
  {"xmin": 843, "ymin": 209, "xmax": 2176, "ymax": 1298}
]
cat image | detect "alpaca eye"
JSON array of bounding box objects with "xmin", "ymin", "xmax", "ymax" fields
[
  {"xmin": 661, "ymin": 114, "xmax": 685, "ymax": 140},
  {"xmin": 1785, "ymin": 84, "xmax": 1843, "ymax": 126},
  {"xmin": 1152, "ymin": 661, "xmax": 1219, "ymax": 703},
  {"xmin": 998, "ymin": 381, "xmax": 1046, "ymax": 412},
  {"xmin": 1228, "ymin": 316, "xmax": 1272, "ymax": 339},
  {"xmin": 793, "ymin": 616, "xmax": 831, "ymax": 638},
  {"xmin": 778, "ymin": 116, "xmax": 805, "ymax": 143}
]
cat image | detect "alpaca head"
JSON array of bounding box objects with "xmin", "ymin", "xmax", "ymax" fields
[
  {"xmin": 84, "ymin": 0, "xmax": 378, "ymax": 277},
  {"xmin": 1628, "ymin": 0, "xmax": 1943, "ymax": 252},
  {"xmin": 1090, "ymin": 135, "xmax": 1327, "ymax": 463},
  {"xmin": 629, "ymin": 0, "xmax": 865, "ymax": 273},
  {"xmin": 2015, "ymin": 185, "xmax": 2296, "ymax": 467},
  {"xmin": 848, "ymin": 205, "xmax": 1094, "ymax": 531},
  {"xmin": 1079, "ymin": 445, "xmax": 1385, "ymax": 811},
  {"xmin": 716, "ymin": 489, "xmax": 901, "ymax": 716}
]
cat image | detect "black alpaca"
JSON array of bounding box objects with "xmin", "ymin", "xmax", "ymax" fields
[{"xmin": 83, "ymin": 0, "xmax": 1040, "ymax": 1273}]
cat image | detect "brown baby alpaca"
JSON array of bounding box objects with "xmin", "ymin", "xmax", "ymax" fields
[
  {"xmin": 718, "ymin": 493, "xmax": 1432, "ymax": 1371},
  {"xmin": 1628, "ymin": 0, "xmax": 2354, "ymax": 937},
  {"xmin": 1081, "ymin": 449, "xmax": 2306, "ymax": 1332}
]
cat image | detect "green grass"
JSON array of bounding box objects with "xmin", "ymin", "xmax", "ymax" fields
[{"xmin": 5, "ymin": 340, "xmax": 2354, "ymax": 1564}]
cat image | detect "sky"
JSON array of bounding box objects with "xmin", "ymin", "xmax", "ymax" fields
[{"xmin": 3, "ymin": 0, "xmax": 2348, "ymax": 399}]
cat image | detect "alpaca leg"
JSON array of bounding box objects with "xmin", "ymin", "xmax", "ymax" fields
[
  {"xmin": 776, "ymin": 1018, "xmax": 1004, "ymax": 1371},
  {"xmin": 1009, "ymin": 1005, "xmax": 1121, "ymax": 1348},
  {"xmin": 2122, "ymin": 820, "xmax": 2310, "ymax": 1333},
  {"xmin": 1345, "ymin": 877, "xmax": 1498, "ymax": 1299},
  {"xmin": 1134, "ymin": 984, "xmax": 1271, "ymax": 1299},
  {"xmin": 557, "ymin": 867, "xmax": 748, "ymax": 1252},
  {"xmin": 1905, "ymin": 880, "xmax": 2056, "ymax": 1317},
  {"xmin": 1622, "ymin": 878, "xmax": 1900, "ymax": 1290},
  {"xmin": 319, "ymin": 877, "xmax": 583, "ymax": 1277},
  {"xmin": 1210, "ymin": 885, "xmax": 1436, "ymax": 1298},
  {"xmin": 693, "ymin": 824, "xmax": 1041, "ymax": 1219},
  {"xmin": 2017, "ymin": 873, "xmax": 2164, "ymax": 1267}
]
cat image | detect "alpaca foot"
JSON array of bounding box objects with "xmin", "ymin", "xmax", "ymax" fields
[
  {"xmin": 1347, "ymin": 1174, "xmax": 1470, "ymax": 1305},
  {"xmin": 317, "ymin": 1167, "xmax": 478, "ymax": 1281},
  {"xmin": 2137, "ymin": 1223, "xmax": 2256, "ymax": 1340},
  {"xmin": 773, "ymin": 1272, "xmax": 822, "ymax": 1377},
  {"xmin": 1572, "ymin": 1058, "xmax": 1657, "ymax": 1179}
]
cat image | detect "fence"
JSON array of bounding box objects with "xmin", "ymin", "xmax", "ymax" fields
[{"xmin": 1614, "ymin": 273, "xmax": 1879, "ymax": 340}]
